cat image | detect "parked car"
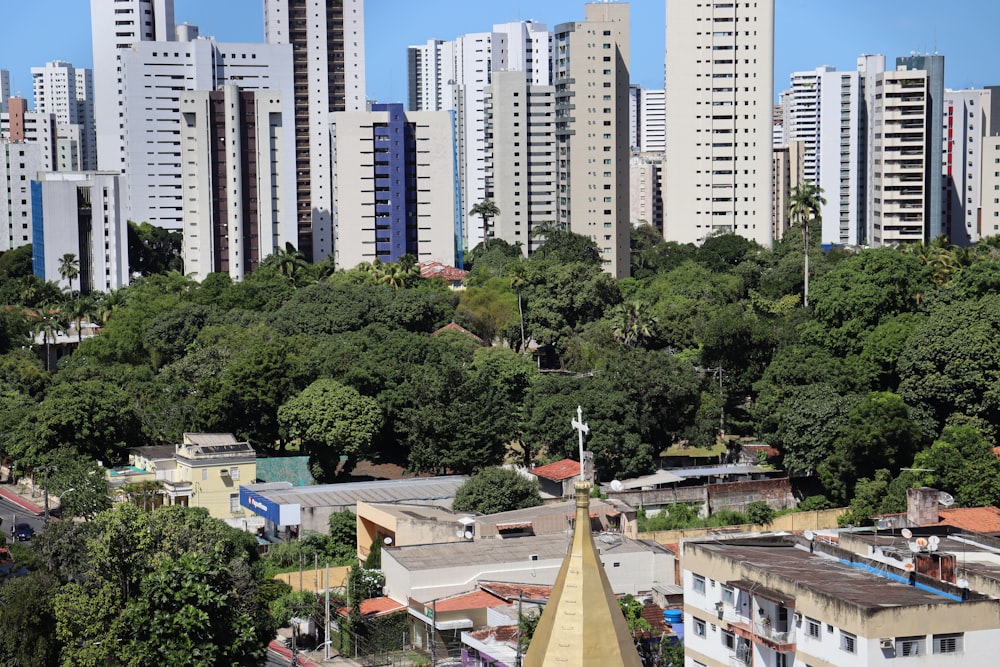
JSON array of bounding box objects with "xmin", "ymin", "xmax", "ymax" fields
[{"xmin": 13, "ymin": 523, "xmax": 34, "ymax": 541}]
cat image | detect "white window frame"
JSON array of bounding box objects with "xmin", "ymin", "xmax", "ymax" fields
[
  {"xmin": 840, "ymin": 631, "xmax": 857, "ymax": 654},
  {"xmin": 229, "ymin": 493, "xmax": 240, "ymax": 514},
  {"xmin": 721, "ymin": 585, "xmax": 735, "ymax": 606},
  {"xmin": 721, "ymin": 629, "xmax": 736, "ymax": 650},
  {"xmin": 693, "ymin": 617, "xmax": 707, "ymax": 638},
  {"xmin": 806, "ymin": 618, "xmax": 821, "ymax": 639},
  {"xmin": 692, "ymin": 573, "xmax": 707, "ymax": 595},
  {"xmin": 230, "ymin": 466, "xmax": 240, "ymax": 480}
]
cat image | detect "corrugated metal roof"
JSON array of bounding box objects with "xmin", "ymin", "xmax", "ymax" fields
[
  {"xmin": 247, "ymin": 475, "xmax": 468, "ymax": 509},
  {"xmin": 670, "ymin": 464, "xmax": 768, "ymax": 478},
  {"xmin": 184, "ymin": 433, "xmax": 240, "ymax": 446}
]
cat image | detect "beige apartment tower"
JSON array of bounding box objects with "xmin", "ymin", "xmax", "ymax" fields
[
  {"xmin": 664, "ymin": 0, "xmax": 774, "ymax": 247},
  {"xmin": 554, "ymin": 3, "xmax": 632, "ymax": 278}
]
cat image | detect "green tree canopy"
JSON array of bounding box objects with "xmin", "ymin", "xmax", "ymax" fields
[{"xmin": 452, "ymin": 467, "xmax": 543, "ymax": 515}]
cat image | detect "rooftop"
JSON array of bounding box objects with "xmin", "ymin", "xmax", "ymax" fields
[
  {"xmin": 387, "ymin": 531, "xmax": 664, "ymax": 572},
  {"xmin": 245, "ymin": 475, "xmax": 468, "ymax": 510},
  {"xmin": 688, "ymin": 535, "xmax": 978, "ymax": 610},
  {"xmin": 131, "ymin": 445, "xmax": 176, "ymax": 460},
  {"xmin": 530, "ymin": 459, "xmax": 581, "ymax": 482}
]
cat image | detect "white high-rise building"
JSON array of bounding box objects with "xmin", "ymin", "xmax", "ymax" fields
[
  {"xmin": 180, "ymin": 86, "xmax": 297, "ymax": 282},
  {"xmin": 0, "ymin": 97, "xmax": 56, "ymax": 171},
  {"xmin": 30, "ymin": 61, "xmax": 97, "ymax": 170},
  {"xmin": 331, "ymin": 104, "xmax": 457, "ymax": 270},
  {"xmin": 407, "ymin": 21, "xmax": 551, "ymax": 252},
  {"xmin": 265, "ymin": 0, "xmax": 367, "ymax": 262},
  {"xmin": 638, "ymin": 88, "xmax": 665, "ymax": 153},
  {"xmin": 943, "ymin": 88, "xmax": 990, "ymax": 246},
  {"xmin": 554, "ymin": 3, "xmax": 631, "ymax": 278},
  {"xmin": 664, "ymin": 0, "xmax": 774, "ymax": 247},
  {"xmin": 119, "ymin": 38, "xmax": 293, "ymax": 230},
  {"xmin": 781, "ymin": 66, "xmax": 835, "ymax": 185},
  {"xmin": 31, "ymin": 171, "xmax": 129, "ymax": 292},
  {"xmin": 818, "ymin": 69, "xmax": 864, "ymax": 246},
  {"xmin": 1, "ymin": 140, "xmax": 45, "ymax": 251},
  {"xmin": 485, "ymin": 70, "xmax": 556, "ymax": 254},
  {"xmin": 91, "ymin": 0, "xmax": 176, "ymax": 174},
  {"xmin": 0, "ymin": 70, "xmax": 10, "ymax": 113}
]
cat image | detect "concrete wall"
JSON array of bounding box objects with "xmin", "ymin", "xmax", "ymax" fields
[
  {"xmin": 273, "ymin": 565, "xmax": 350, "ymax": 593},
  {"xmin": 607, "ymin": 477, "xmax": 796, "ymax": 515},
  {"xmin": 639, "ymin": 508, "xmax": 847, "ymax": 547}
]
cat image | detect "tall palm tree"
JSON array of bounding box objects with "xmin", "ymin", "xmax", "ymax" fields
[
  {"xmin": 609, "ymin": 301, "xmax": 658, "ymax": 348},
  {"xmin": 509, "ymin": 266, "xmax": 528, "ymax": 352},
  {"xmin": 58, "ymin": 253, "xmax": 80, "ymax": 292},
  {"xmin": 787, "ymin": 183, "xmax": 826, "ymax": 307},
  {"xmin": 469, "ymin": 199, "xmax": 501, "ymax": 244}
]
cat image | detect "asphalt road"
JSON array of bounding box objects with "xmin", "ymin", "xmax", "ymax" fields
[{"xmin": 0, "ymin": 495, "xmax": 45, "ymax": 544}]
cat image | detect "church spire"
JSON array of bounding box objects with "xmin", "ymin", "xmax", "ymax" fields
[{"xmin": 522, "ymin": 481, "xmax": 643, "ymax": 666}]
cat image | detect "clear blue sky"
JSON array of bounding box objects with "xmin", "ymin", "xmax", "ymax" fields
[{"xmin": 2, "ymin": 1, "xmax": 998, "ymax": 105}]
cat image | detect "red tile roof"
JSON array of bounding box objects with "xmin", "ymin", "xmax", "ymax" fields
[
  {"xmin": 420, "ymin": 261, "xmax": 468, "ymax": 282},
  {"xmin": 938, "ymin": 506, "xmax": 1000, "ymax": 535},
  {"xmin": 468, "ymin": 625, "xmax": 519, "ymax": 643},
  {"xmin": 530, "ymin": 459, "xmax": 581, "ymax": 482},
  {"xmin": 479, "ymin": 582, "xmax": 553, "ymax": 603},
  {"xmin": 431, "ymin": 321, "xmax": 483, "ymax": 342},
  {"xmin": 336, "ymin": 596, "xmax": 406, "ymax": 619},
  {"xmin": 434, "ymin": 589, "xmax": 509, "ymax": 613}
]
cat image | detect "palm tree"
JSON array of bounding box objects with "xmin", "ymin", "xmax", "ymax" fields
[
  {"xmin": 27, "ymin": 307, "xmax": 69, "ymax": 371},
  {"xmin": 509, "ymin": 266, "xmax": 528, "ymax": 352},
  {"xmin": 262, "ymin": 242, "xmax": 312, "ymax": 286},
  {"xmin": 787, "ymin": 183, "xmax": 826, "ymax": 307},
  {"xmin": 609, "ymin": 301, "xmax": 658, "ymax": 348},
  {"xmin": 469, "ymin": 199, "xmax": 501, "ymax": 244},
  {"xmin": 58, "ymin": 253, "xmax": 80, "ymax": 292}
]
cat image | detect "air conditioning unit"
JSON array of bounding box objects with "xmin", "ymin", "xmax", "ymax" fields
[{"xmin": 879, "ymin": 638, "xmax": 894, "ymax": 650}]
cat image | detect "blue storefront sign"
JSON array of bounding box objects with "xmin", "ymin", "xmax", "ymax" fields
[{"xmin": 240, "ymin": 486, "xmax": 301, "ymax": 526}]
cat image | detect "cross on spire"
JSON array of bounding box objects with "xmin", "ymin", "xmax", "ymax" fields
[{"xmin": 571, "ymin": 405, "xmax": 589, "ymax": 482}]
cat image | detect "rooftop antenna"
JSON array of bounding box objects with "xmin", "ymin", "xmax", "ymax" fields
[{"xmin": 938, "ymin": 492, "xmax": 955, "ymax": 507}]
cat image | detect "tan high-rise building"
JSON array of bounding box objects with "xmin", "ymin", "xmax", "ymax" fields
[
  {"xmin": 772, "ymin": 140, "xmax": 806, "ymax": 240},
  {"xmin": 664, "ymin": 0, "xmax": 774, "ymax": 247},
  {"xmin": 264, "ymin": 0, "xmax": 367, "ymax": 262},
  {"xmin": 553, "ymin": 3, "xmax": 631, "ymax": 278}
]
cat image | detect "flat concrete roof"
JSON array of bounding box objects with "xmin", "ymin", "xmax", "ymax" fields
[
  {"xmin": 363, "ymin": 502, "xmax": 472, "ymax": 524},
  {"xmin": 688, "ymin": 536, "xmax": 972, "ymax": 610},
  {"xmin": 478, "ymin": 497, "xmax": 630, "ymax": 526},
  {"xmin": 388, "ymin": 532, "xmax": 668, "ymax": 571},
  {"xmin": 245, "ymin": 475, "xmax": 468, "ymax": 509}
]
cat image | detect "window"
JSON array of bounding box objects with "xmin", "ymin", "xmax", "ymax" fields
[
  {"xmin": 721, "ymin": 586, "xmax": 734, "ymax": 606},
  {"xmin": 694, "ymin": 618, "xmax": 707, "ymax": 637},
  {"xmin": 721, "ymin": 629, "xmax": 736, "ymax": 650},
  {"xmin": 896, "ymin": 636, "xmax": 925, "ymax": 656},
  {"xmin": 229, "ymin": 494, "xmax": 240, "ymax": 513},
  {"xmin": 806, "ymin": 618, "xmax": 820, "ymax": 639},
  {"xmin": 841, "ymin": 631, "xmax": 856, "ymax": 654},
  {"xmin": 692, "ymin": 574, "xmax": 706, "ymax": 595},
  {"xmin": 933, "ymin": 634, "xmax": 963, "ymax": 654},
  {"xmin": 230, "ymin": 467, "xmax": 240, "ymax": 480}
]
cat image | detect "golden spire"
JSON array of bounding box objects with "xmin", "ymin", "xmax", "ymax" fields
[{"xmin": 523, "ymin": 481, "xmax": 642, "ymax": 666}]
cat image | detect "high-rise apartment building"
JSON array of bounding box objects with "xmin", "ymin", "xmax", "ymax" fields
[
  {"xmin": 1, "ymin": 97, "xmax": 56, "ymax": 170},
  {"xmin": 91, "ymin": 0, "xmax": 176, "ymax": 174},
  {"xmin": 0, "ymin": 70, "xmax": 10, "ymax": 113},
  {"xmin": 871, "ymin": 68, "xmax": 932, "ymax": 245},
  {"xmin": 31, "ymin": 171, "xmax": 129, "ymax": 292},
  {"xmin": 781, "ymin": 66, "xmax": 835, "ymax": 185},
  {"xmin": 629, "ymin": 154, "xmax": 664, "ymax": 231},
  {"xmin": 897, "ymin": 55, "xmax": 945, "ymax": 241},
  {"xmin": 179, "ymin": 86, "xmax": 297, "ymax": 282},
  {"xmin": 982, "ymin": 134, "xmax": 1000, "ymax": 241},
  {"xmin": 629, "ymin": 86, "xmax": 665, "ymax": 153},
  {"xmin": 554, "ymin": 3, "xmax": 631, "ymax": 278},
  {"xmin": 330, "ymin": 103, "xmax": 458, "ymax": 270},
  {"xmin": 31, "ymin": 61, "xmax": 97, "ymax": 170},
  {"xmin": 817, "ymin": 68, "xmax": 864, "ymax": 246},
  {"xmin": 485, "ymin": 70, "xmax": 556, "ymax": 255},
  {"xmin": 772, "ymin": 140, "xmax": 805, "ymax": 241},
  {"xmin": 664, "ymin": 0, "xmax": 774, "ymax": 247},
  {"xmin": 407, "ymin": 21, "xmax": 551, "ymax": 252},
  {"xmin": 943, "ymin": 88, "xmax": 989, "ymax": 246},
  {"xmin": 264, "ymin": 0, "xmax": 367, "ymax": 262},
  {"xmin": 1, "ymin": 140, "xmax": 45, "ymax": 251},
  {"xmin": 119, "ymin": 38, "xmax": 293, "ymax": 230}
]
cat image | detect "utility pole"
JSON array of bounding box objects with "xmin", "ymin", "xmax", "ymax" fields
[
  {"xmin": 430, "ymin": 598, "xmax": 438, "ymax": 666},
  {"xmin": 324, "ymin": 562, "xmax": 331, "ymax": 660},
  {"xmin": 515, "ymin": 591, "xmax": 524, "ymax": 667}
]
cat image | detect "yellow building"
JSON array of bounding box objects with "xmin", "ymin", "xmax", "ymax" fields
[{"xmin": 109, "ymin": 433, "xmax": 257, "ymax": 525}]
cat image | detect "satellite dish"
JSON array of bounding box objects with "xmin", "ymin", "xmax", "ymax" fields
[
  {"xmin": 938, "ymin": 492, "xmax": 955, "ymax": 507},
  {"xmin": 456, "ymin": 531, "xmax": 465, "ymax": 539},
  {"xmin": 908, "ymin": 542, "xmax": 921, "ymax": 553},
  {"xmin": 957, "ymin": 578, "xmax": 969, "ymax": 589},
  {"xmin": 610, "ymin": 479, "xmax": 624, "ymax": 492},
  {"xmin": 803, "ymin": 530, "xmax": 815, "ymax": 542},
  {"xmin": 916, "ymin": 537, "xmax": 929, "ymax": 548},
  {"xmin": 928, "ymin": 536, "xmax": 940, "ymax": 551},
  {"xmin": 901, "ymin": 528, "xmax": 913, "ymax": 539},
  {"xmin": 383, "ymin": 537, "xmax": 393, "ymax": 546},
  {"xmin": 463, "ymin": 530, "xmax": 474, "ymax": 540}
]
